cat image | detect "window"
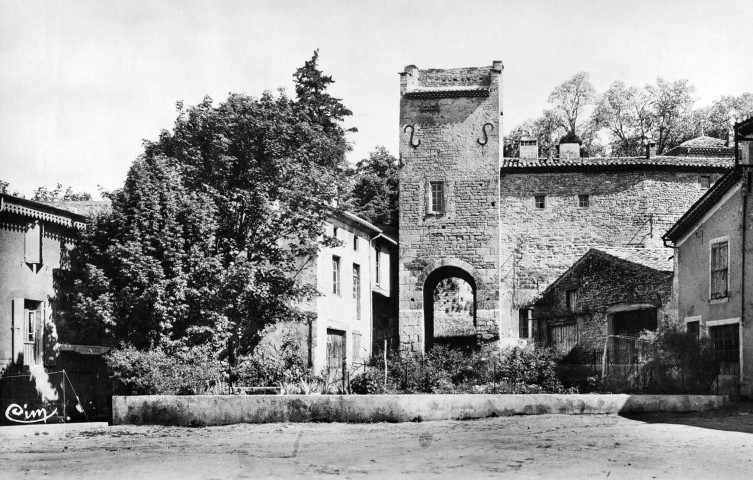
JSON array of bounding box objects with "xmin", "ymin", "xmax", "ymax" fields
[
  {"xmin": 375, "ymin": 247, "xmax": 381, "ymax": 286},
  {"xmin": 535, "ymin": 195, "xmax": 546, "ymax": 209},
  {"xmin": 24, "ymin": 221, "xmax": 42, "ymax": 264},
  {"xmin": 352, "ymin": 264, "xmax": 360, "ymax": 299},
  {"xmin": 26, "ymin": 310, "xmax": 35, "ymax": 343},
  {"xmin": 353, "ymin": 264, "xmax": 361, "ymax": 320},
  {"xmin": 578, "ymin": 194, "xmax": 589, "ymax": 208},
  {"xmin": 566, "ymin": 289, "xmax": 578, "ymax": 312},
  {"xmin": 332, "ymin": 256, "xmax": 341, "ymax": 296},
  {"xmin": 353, "ymin": 236, "xmax": 359, "ymax": 251},
  {"xmin": 429, "ymin": 182, "xmax": 445, "ymax": 213},
  {"xmin": 709, "ymin": 323, "xmax": 740, "ymax": 375},
  {"xmin": 700, "ymin": 175, "xmax": 711, "ymax": 189},
  {"xmin": 518, "ymin": 309, "xmax": 530, "ymax": 339},
  {"xmin": 710, "ymin": 241, "xmax": 728, "ymax": 299},
  {"xmin": 333, "ymin": 226, "xmax": 339, "ymax": 240},
  {"xmin": 686, "ymin": 321, "xmax": 700, "ymax": 337}
]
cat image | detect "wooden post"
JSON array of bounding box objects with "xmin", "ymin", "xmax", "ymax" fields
[{"xmin": 383, "ymin": 338, "xmax": 388, "ymax": 390}]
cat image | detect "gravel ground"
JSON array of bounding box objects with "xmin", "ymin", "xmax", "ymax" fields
[{"xmin": 2, "ymin": 402, "xmax": 753, "ymax": 479}]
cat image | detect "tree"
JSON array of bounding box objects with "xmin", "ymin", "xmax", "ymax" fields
[
  {"xmin": 70, "ymin": 52, "xmax": 354, "ymax": 361},
  {"xmin": 647, "ymin": 78, "xmax": 695, "ymax": 154},
  {"xmin": 695, "ymin": 93, "xmax": 753, "ymax": 141},
  {"xmin": 347, "ymin": 146, "xmax": 398, "ymax": 226},
  {"xmin": 547, "ymin": 71, "xmax": 596, "ymax": 137},
  {"xmin": 592, "ymin": 81, "xmax": 653, "ymax": 156},
  {"xmin": 32, "ymin": 183, "xmax": 92, "ymax": 202}
]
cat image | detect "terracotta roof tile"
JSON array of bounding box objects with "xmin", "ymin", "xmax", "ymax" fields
[{"xmin": 501, "ymin": 156, "xmax": 733, "ymax": 172}]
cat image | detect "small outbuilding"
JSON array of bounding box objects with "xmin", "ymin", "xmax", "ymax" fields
[{"xmin": 532, "ymin": 247, "xmax": 674, "ymax": 356}]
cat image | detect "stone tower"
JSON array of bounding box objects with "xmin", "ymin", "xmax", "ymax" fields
[{"xmin": 398, "ymin": 62, "xmax": 503, "ymax": 352}]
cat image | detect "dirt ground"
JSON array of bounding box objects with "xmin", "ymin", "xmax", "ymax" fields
[{"xmin": 2, "ymin": 402, "xmax": 753, "ymax": 479}]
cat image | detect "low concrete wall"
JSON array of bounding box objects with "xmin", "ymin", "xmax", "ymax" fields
[{"xmin": 113, "ymin": 394, "xmax": 728, "ymax": 426}]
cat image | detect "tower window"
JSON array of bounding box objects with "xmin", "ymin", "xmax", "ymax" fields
[
  {"xmin": 535, "ymin": 195, "xmax": 546, "ymax": 209},
  {"xmin": 578, "ymin": 194, "xmax": 589, "ymax": 208},
  {"xmin": 429, "ymin": 182, "xmax": 445, "ymax": 213}
]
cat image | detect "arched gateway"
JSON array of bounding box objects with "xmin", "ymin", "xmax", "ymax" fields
[{"xmin": 397, "ymin": 62, "xmax": 504, "ymax": 352}]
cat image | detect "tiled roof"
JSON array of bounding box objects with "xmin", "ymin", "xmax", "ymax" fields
[
  {"xmin": 0, "ymin": 193, "xmax": 88, "ymax": 228},
  {"xmin": 594, "ymin": 247, "xmax": 674, "ymax": 272},
  {"xmin": 663, "ymin": 167, "xmax": 742, "ymax": 243},
  {"xmin": 736, "ymin": 116, "xmax": 753, "ymax": 136},
  {"xmin": 49, "ymin": 200, "xmax": 112, "ymax": 217},
  {"xmin": 501, "ymin": 156, "xmax": 733, "ymax": 172},
  {"xmin": 678, "ymin": 136, "xmax": 727, "ymax": 148}
]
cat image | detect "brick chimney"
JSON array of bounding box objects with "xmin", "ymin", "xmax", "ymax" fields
[
  {"xmin": 559, "ymin": 142, "xmax": 580, "ymax": 160},
  {"xmin": 519, "ymin": 137, "xmax": 538, "ymax": 160},
  {"xmin": 645, "ymin": 141, "xmax": 657, "ymax": 159}
]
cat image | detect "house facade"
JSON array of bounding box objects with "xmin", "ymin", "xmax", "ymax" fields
[
  {"xmin": 397, "ymin": 61, "xmax": 733, "ymax": 352},
  {"xmin": 261, "ymin": 210, "xmax": 397, "ymax": 381},
  {"xmin": 662, "ymin": 117, "xmax": 753, "ymax": 397},
  {"xmin": 0, "ymin": 194, "xmax": 110, "ymax": 424}
]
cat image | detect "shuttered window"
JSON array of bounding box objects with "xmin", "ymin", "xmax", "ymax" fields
[{"xmin": 711, "ymin": 241, "xmax": 728, "ymax": 299}]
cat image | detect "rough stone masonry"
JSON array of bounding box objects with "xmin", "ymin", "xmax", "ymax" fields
[{"xmin": 397, "ymin": 61, "xmax": 731, "ymax": 352}]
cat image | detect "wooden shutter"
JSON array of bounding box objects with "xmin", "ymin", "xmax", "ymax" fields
[
  {"xmin": 24, "ymin": 222, "xmax": 41, "ymax": 264},
  {"xmin": 382, "ymin": 249, "xmax": 390, "ymax": 294},
  {"xmin": 12, "ymin": 298, "xmax": 24, "ymax": 364},
  {"xmin": 43, "ymin": 302, "xmax": 55, "ymax": 366}
]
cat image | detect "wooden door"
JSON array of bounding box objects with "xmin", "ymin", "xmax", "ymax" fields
[{"xmin": 326, "ymin": 330, "xmax": 345, "ymax": 381}]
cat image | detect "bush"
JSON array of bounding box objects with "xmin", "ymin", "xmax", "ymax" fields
[
  {"xmin": 107, "ymin": 344, "xmax": 224, "ymax": 395},
  {"xmin": 351, "ymin": 344, "xmax": 563, "ymax": 394},
  {"xmin": 232, "ymin": 328, "xmax": 309, "ymax": 388},
  {"xmin": 640, "ymin": 327, "xmax": 719, "ymax": 394}
]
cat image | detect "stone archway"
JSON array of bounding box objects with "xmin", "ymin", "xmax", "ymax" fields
[{"xmin": 419, "ymin": 259, "xmax": 486, "ymax": 352}]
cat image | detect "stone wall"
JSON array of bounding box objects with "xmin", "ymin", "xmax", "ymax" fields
[
  {"xmin": 113, "ymin": 393, "xmax": 728, "ymax": 426},
  {"xmin": 398, "ymin": 62, "xmax": 502, "ymax": 351},
  {"xmin": 499, "ymin": 169, "xmax": 723, "ymax": 338}
]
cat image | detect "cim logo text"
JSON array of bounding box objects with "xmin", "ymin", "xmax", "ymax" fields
[{"xmin": 5, "ymin": 403, "xmax": 58, "ymax": 424}]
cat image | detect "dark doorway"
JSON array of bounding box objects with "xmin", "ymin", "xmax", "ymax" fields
[
  {"xmin": 423, "ymin": 266, "xmax": 476, "ymax": 351},
  {"xmin": 612, "ymin": 308, "xmax": 657, "ymax": 336}
]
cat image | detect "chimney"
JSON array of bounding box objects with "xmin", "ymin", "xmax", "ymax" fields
[
  {"xmin": 559, "ymin": 142, "xmax": 580, "ymax": 160},
  {"xmin": 519, "ymin": 137, "xmax": 538, "ymax": 160},
  {"xmin": 646, "ymin": 141, "xmax": 657, "ymax": 159}
]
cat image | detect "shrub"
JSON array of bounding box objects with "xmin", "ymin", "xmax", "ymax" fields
[
  {"xmin": 352, "ymin": 344, "xmax": 563, "ymax": 394},
  {"xmin": 107, "ymin": 344, "xmax": 224, "ymax": 395},
  {"xmin": 232, "ymin": 328, "xmax": 309, "ymax": 387},
  {"xmin": 640, "ymin": 327, "xmax": 719, "ymax": 394}
]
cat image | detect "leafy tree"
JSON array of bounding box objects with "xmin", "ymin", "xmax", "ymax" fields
[
  {"xmin": 32, "ymin": 183, "xmax": 92, "ymax": 202},
  {"xmin": 69, "ymin": 52, "xmax": 353, "ymax": 362},
  {"xmin": 647, "ymin": 78, "xmax": 696, "ymax": 154},
  {"xmin": 592, "ymin": 81, "xmax": 653, "ymax": 156},
  {"xmin": 695, "ymin": 93, "xmax": 753, "ymax": 141},
  {"xmin": 347, "ymin": 146, "xmax": 398, "ymax": 226},
  {"xmin": 547, "ymin": 71, "xmax": 596, "ymax": 137}
]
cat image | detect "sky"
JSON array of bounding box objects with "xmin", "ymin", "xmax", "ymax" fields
[{"xmin": 2, "ymin": 0, "xmax": 753, "ymax": 198}]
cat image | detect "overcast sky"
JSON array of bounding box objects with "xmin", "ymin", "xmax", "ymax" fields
[{"xmin": 2, "ymin": 0, "xmax": 753, "ymax": 198}]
